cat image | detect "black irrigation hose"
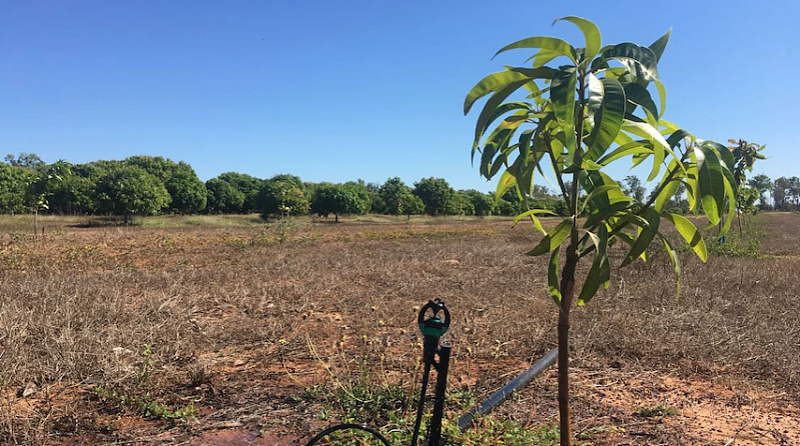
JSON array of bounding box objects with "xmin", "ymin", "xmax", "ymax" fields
[{"xmin": 304, "ymin": 423, "xmax": 392, "ymax": 446}]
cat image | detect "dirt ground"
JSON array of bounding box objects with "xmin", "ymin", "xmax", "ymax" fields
[{"xmin": 1, "ymin": 213, "xmax": 798, "ymax": 445}]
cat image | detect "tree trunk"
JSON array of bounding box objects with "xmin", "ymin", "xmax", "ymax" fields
[
  {"xmin": 558, "ymin": 248, "xmax": 578, "ymax": 446},
  {"xmin": 335, "ymin": 213, "xmax": 339, "ymax": 223},
  {"xmin": 33, "ymin": 209, "xmax": 38, "ymax": 238}
]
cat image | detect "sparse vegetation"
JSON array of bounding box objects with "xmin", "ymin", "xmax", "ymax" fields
[{"xmin": 0, "ymin": 214, "xmax": 798, "ymax": 444}]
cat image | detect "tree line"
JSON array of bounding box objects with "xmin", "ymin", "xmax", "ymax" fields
[
  {"xmin": 1, "ymin": 151, "xmax": 778, "ymax": 221},
  {"xmin": 0, "ymin": 152, "xmax": 568, "ymax": 220}
]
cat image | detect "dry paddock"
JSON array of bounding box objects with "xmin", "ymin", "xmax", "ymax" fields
[{"xmin": 0, "ymin": 213, "xmax": 798, "ymax": 445}]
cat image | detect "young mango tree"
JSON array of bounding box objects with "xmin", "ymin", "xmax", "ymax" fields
[{"xmin": 465, "ymin": 17, "xmax": 738, "ymax": 445}]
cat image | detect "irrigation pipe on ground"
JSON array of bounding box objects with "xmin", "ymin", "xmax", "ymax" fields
[{"xmin": 457, "ymin": 348, "xmax": 559, "ymax": 430}]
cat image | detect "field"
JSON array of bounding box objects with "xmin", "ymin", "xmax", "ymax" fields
[{"xmin": 1, "ymin": 213, "xmax": 798, "ymax": 445}]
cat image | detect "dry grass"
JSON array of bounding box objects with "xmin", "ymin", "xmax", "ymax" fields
[{"xmin": 0, "ymin": 213, "xmax": 798, "ymax": 444}]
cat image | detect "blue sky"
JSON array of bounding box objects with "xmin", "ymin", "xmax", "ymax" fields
[{"xmin": 1, "ymin": 1, "xmax": 798, "ymax": 192}]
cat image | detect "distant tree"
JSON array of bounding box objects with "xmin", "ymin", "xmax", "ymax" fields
[
  {"xmin": 217, "ymin": 172, "xmax": 263, "ymax": 213},
  {"xmin": 48, "ymin": 172, "xmax": 97, "ymax": 214},
  {"xmin": 205, "ymin": 178, "xmax": 245, "ymax": 214},
  {"xmin": 772, "ymin": 177, "xmax": 790, "ymax": 210},
  {"xmin": 413, "ymin": 177, "xmax": 455, "ymax": 216},
  {"xmin": 463, "ymin": 189, "xmax": 494, "ymax": 216},
  {"xmin": 790, "ymin": 177, "xmax": 800, "ymax": 208},
  {"xmin": 165, "ymin": 162, "xmax": 207, "ymax": 214},
  {"xmin": 622, "ymin": 175, "xmax": 646, "ymax": 203},
  {"xmin": 311, "ymin": 183, "xmax": 369, "ymax": 222},
  {"xmin": 378, "ymin": 177, "xmax": 414, "ymax": 215},
  {"xmin": 344, "ymin": 181, "xmax": 372, "ymax": 213},
  {"xmin": 0, "ymin": 163, "xmax": 29, "ymax": 213},
  {"xmin": 446, "ymin": 192, "xmax": 472, "ymax": 215},
  {"xmin": 96, "ymin": 165, "xmax": 171, "ymax": 223},
  {"xmin": 748, "ymin": 174, "xmax": 772, "ymax": 208},
  {"xmin": 270, "ymin": 173, "xmax": 305, "ymax": 191},
  {"xmin": 399, "ymin": 194, "xmax": 425, "ymax": 217},
  {"xmin": 258, "ymin": 180, "xmax": 309, "ymax": 219},
  {"xmin": 124, "ymin": 156, "xmax": 205, "ymax": 213},
  {"xmin": 5, "ymin": 152, "xmax": 46, "ymax": 170}
]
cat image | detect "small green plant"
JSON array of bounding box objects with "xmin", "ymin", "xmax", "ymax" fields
[
  {"xmin": 92, "ymin": 386, "xmax": 198, "ymax": 422},
  {"xmin": 135, "ymin": 344, "xmax": 154, "ymax": 388},
  {"xmin": 635, "ymin": 404, "xmax": 679, "ymax": 418}
]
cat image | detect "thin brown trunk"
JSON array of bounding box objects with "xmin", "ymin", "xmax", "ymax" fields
[
  {"xmin": 33, "ymin": 209, "xmax": 38, "ymax": 238},
  {"xmin": 558, "ymin": 249, "xmax": 578, "ymax": 446}
]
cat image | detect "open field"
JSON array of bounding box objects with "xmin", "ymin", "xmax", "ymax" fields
[{"xmin": 0, "ymin": 213, "xmax": 798, "ymax": 445}]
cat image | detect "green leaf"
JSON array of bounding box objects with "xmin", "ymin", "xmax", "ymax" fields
[
  {"xmin": 472, "ymin": 87, "xmax": 532, "ymax": 154},
  {"xmin": 653, "ymin": 79, "xmax": 667, "ymax": 117},
  {"xmin": 493, "ymin": 36, "xmax": 577, "ymax": 63},
  {"xmin": 551, "ymin": 68, "xmax": 578, "ymax": 153},
  {"xmin": 525, "ymin": 50, "xmax": 562, "ymax": 68},
  {"xmin": 596, "ymin": 140, "xmax": 653, "ymax": 166},
  {"xmin": 548, "ymin": 249, "xmax": 561, "ymax": 305},
  {"xmin": 585, "ymin": 78, "xmax": 626, "ymax": 161},
  {"xmin": 654, "ymin": 178, "xmax": 680, "ymax": 214},
  {"xmin": 586, "ymin": 74, "xmax": 604, "ymax": 122},
  {"xmin": 581, "ymin": 185, "xmax": 624, "ymax": 212},
  {"xmin": 580, "ymin": 170, "xmax": 628, "ymax": 210},
  {"xmin": 578, "ymin": 226, "xmax": 609, "ymax": 306},
  {"xmin": 464, "ymin": 68, "xmax": 556, "ymax": 115},
  {"xmin": 512, "ymin": 208, "xmax": 556, "ymax": 233},
  {"xmin": 623, "ymin": 120, "xmax": 683, "ymax": 181},
  {"xmin": 554, "ymin": 16, "xmax": 601, "ymax": 61},
  {"xmin": 600, "ymin": 43, "xmax": 659, "ymax": 82},
  {"xmin": 620, "ymin": 208, "xmax": 660, "ymax": 267},
  {"xmin": 662, "ymin": 212, "xmax": 707, "ymax": 261},
  {"xmin": 624, "ymin": 83, "xmax": 659, "ymax": 123},
  {"xmin": 649, "ymin": 29, "xmax": 672, "ymax": 63},
  {"xmin": 583, "ymin": 201, "xmax": 631, "ymax": 229},
  {"xmin": 659, "ymin": 234, "xmax": 681, "ymax": 299},
  {"xmin": 494, "ymin": 170, "xmax": 517, "ymax": 203},
  {"xmin": 527, "ymin": 218, "xmax": 573, "ymax": 257},
  {"xmin": 695, "ymin": 145, "xmax": 725, "ymax": 225}
]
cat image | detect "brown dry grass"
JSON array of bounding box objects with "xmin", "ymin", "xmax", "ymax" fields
[{"xmin": 0, "ymin": 213, "xmax": 798, "ymax": 444}]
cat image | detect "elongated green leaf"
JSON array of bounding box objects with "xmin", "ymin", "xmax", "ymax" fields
[
  {"xmin": 494, "ymin": 170, "xmax": 516, "ymax": 203},
  {"xmin": 659, "ymin": 234, "xmax": 681, "ymax": 299},
  {"xmin": 624, "ymin": 83, "xmax": 659, "ymax": 123},
  {"xmin": 551, "ymin": 68, "xmax": 577, "ymax": 152},
  {"xmin": 527, "ymin": 218, "xmax": 573, "ymax": 257},
  {"xmin": 493, "ymin": 36, "xmax": 577, "ymax": 63},
  {"xmin": 578, "ymin": 226, "xmax": 609, "ymax": 306},
  {"xmin": 584, "ymin": 201, "xmax": 631, "ymax": 229},
  {"xmin": 472, "ymin": 85, "xmax": 531, "ymax": 154},
  {"xmin": 465, "ymin": 71, "xmax": 529, "ymax": 115},
  {"xmin": 600, "ymin": 43, "xmax": 659, "ymax": 81},
  {"xmin": 719, "ymin": 175, "xmax": 736, "ymax": 237},
  {"xmin": 512, "ymin": 208, "xmax": 556, "ymax": 228},
  {"xmin": 623, "ymin": 120, "xmax": 683, "ymax": 181},
  {"xmin": 554, "ymin": 16, "xmax": 601, "ymax": 61},
  {"xmin": 695, "ymin": 146, "xmax": 724, "ymax": 225},
  {"xmin": 621, "ymin": 208, "xmax": 660, "ymax": 267},
  {"xmin": 580, "ymin": 170, "xmax": 628, "ymax": 210},
  {"xmin": 662, "ymin": 212, "xmax": 707, "ymax": 261},
  {"xmin": 581, "ymin": 185, "xmax": 622, "ymax": 212},
  {"xmin": 585, "ymin": 78, "xmax": 626, "ymax": 161},
  {"xmin": 586, "ymin": 73, "xmax": 604, "ymax": 123},
  {"xmin": 654, "ymin": 79, "xmax": 667, "ymax": 117},
  {"xmin": 548, "ymin": 249, "xmax": 561, "ymax": 305},
  {"xmin": 597, "ymin": 140, "xmax": 653, "ymax": 166},
  {"xmin": 655, "ymin": 178, "xmax": 680, "ymax": 214},
  {"xmin": 464, "ymin": 68, "xmax": 556, "ymax": 115},
  {"xmin": 649, "ymin": 29, "xmax": 672, "ymax": 63}
]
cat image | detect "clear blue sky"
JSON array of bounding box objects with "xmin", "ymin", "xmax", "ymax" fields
[{"xmin": 1, "ymin": 1, "xmax": 797, "ymax": 192}]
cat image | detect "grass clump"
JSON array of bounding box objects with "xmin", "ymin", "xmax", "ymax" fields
[{"xmin": 635, "ymin": 404, "xmax": 680, "ymax": 418}]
